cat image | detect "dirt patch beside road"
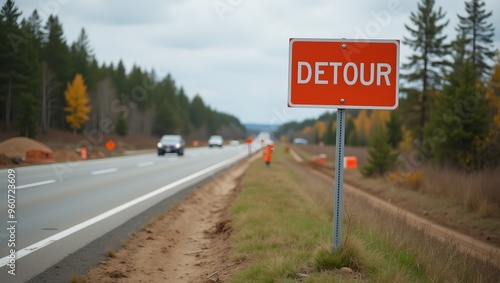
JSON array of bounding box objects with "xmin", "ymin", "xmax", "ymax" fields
[{"xmin": 79, "ymin": 154, "xmax": 259, "ymax": 283}]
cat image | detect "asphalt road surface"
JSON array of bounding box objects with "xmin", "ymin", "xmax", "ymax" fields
[{"xmin": 0, "ymin": 142, "xmax": 259, "ymax": 282}]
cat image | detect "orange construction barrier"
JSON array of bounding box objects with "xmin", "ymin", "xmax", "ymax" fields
[
  {"xmin": 80, "ymin": 147, "xmax": 87, "ymax": 160},
  {"xmin": 344, "ymin": 156, "xmax": 357, "ymax": 169},
  {"xmin": 312, "ymin": 153, "xmax": 327, "ymax": 166}
]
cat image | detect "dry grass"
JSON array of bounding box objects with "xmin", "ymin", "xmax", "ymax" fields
[
  {"xmin": 387, "ymin": 171, "xmax": 423, "ymax": 191},
  {"xmin": 345, "ymin": 194, "xmax": 500, "ymax": 282},
  {"xmin": 295, "ymin": 144, "xmax": 500, "ymax": 218},
  {"xmin": 105, "ymin": 248, "xmax": 116, "ymax": 258},
  {"xmin": 420, "ymin": 165, "xmax": 500, "ymax": 216}
]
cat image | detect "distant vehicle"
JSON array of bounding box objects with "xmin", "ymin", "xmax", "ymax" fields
[
  {"xmin": 208, "ymin": 135, "xmax": 224, "ymax": 148},
  {"xmin": 293, "ymin": 138, "xmax": 308, "ymax": 145},
  {"xmin": 157, "ymin": 135, "xmax": 185, "ymax": 156},
  {"xmin": 229, "ymin": 140, "xmax": 240, "ymax": 146}
]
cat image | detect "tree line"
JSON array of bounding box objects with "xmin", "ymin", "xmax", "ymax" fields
[
  {"xmin": 277, "ymin": 0, "xmax": 500, "ymax": 171},
  {"xmin": 0, "ymin": 0, "xmax": 246, "ymax": 140}
]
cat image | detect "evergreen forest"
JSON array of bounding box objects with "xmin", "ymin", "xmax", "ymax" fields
[{"xmin": 0, "ymin": 0, "xmax": 246, "ymax": 142}]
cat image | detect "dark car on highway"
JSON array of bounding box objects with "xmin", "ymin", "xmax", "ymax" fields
[{"xmin": 157, "ymin": 135, "xmax": 185, "ymax": 156}]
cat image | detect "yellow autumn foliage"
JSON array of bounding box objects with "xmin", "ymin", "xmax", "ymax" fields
[
  {"xmin": 350, "ymin": 110, "xmax": 391, "ymax": 144},
  {"xmin": 64, "ymin": 73, "xmax": 91, "ymax": 131},
  {"xmin": 353, "ymin": 109, "xmax": 370, "ymax": 139},
  {"xmin": 314, "ymin": 120, "xmax": 327, "ymax": 139},
  {"xmin": 369, "ymin": 110, "xmax": 391, "ymax": 127},
  {"xmin": 301, "ymin": 125, "xmax": 314, "ymax": 135}
]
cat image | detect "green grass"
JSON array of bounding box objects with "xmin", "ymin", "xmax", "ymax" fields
[
  {"xmin": 227, "ymin": 144, "xmax": 500, "ymax": 282},
  {"xmin": 228, "ymin": 145, "xmax": 441, "ymax": 282}
]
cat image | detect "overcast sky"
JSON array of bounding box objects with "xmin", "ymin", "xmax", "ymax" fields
[{"xmin": 12, "ymin": 0, "xmax": 500, "ymax": 125}]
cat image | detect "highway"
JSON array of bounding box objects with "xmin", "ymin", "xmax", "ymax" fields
[{"xmin": 0, "ymin": 143, "xmax": 258, "ymax": 282}]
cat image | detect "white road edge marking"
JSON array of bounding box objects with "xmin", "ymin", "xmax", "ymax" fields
[
  {"xmin": 0, "ymin": 151, "xmax": 248, "ymax": 268},
  {"xmin": 91, "ymin": 168, "xmax": 118, "ymax": 175},
  {"xmin": 138, "ymin": 161, "xmax": 154, "ymax": 167},
  {"xmin": 17, "ymin": 180, "xmax": 56, "ymax": 190}
]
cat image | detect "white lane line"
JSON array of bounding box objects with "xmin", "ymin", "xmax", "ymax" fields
[
  {"xmin": 138, "ymin": 161, "xmax": 154, "ymax": 167},
  {"xmin": 0, "ymin": 150, "xmax": 247, "ymax": 268},
  {"xmin": 17, "ymin": 180, "xmax": 56, "ymax": 190},
  {"xmin": 91, "ymin": 168, "xmax": 117, "ymax": 175}
]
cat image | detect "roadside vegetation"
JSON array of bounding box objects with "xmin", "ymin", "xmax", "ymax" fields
[
  {"xmin": 228, "ymin": 145, "xmax": 499, "ymax": 282},
  {"xmin": 293, "ymin": 144, "xmax": 500, "ymax": 247}
]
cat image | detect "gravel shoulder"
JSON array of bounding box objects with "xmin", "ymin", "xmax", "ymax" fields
[{"xmin": 76, "ymin": 154, "xmax": 259, "ymax": 283}]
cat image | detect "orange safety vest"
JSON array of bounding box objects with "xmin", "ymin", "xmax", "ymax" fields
[{"xmin": 263, "ymin": 144, "xmax": 274, "ymax": 162}]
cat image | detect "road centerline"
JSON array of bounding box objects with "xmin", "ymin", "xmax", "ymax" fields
[
  {"xmin": 91, "ymin": 168, "xmax": 118, "ymax": 175},
  {"xmin": 137, "ymin": 161, "xmax": 154, "ymax": 167}
]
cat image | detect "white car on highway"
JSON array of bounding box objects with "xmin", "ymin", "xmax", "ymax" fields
[{"xmin": 208, "ymin": 135, "xmax": 224, "ymax": 148}]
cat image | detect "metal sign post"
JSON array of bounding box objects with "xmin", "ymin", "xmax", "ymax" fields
[{"xmin": 333, "ymin": 108, "xmax": 346, "ymax": 252}]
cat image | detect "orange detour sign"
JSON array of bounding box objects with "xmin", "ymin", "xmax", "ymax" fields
[
  {"xmin": 288, "ymin": 38, "xmax": 399, "ymax": 109},
  {"xmin": 105, "ymin": 139, "xmax": 116, "ymax": 151}
]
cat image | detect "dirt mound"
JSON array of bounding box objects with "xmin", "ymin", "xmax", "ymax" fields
[
  {"xmin": 0, "ymin": 153, "xmax": 16, "ymax": 166},
  {"xmin": 0, "ymin": 137, "xmax": 52, "ymax": 158}
]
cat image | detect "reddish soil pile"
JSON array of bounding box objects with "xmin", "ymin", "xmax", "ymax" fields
[
  {"xmin": 0, "ymin": 137, "xmax": 56, "ymax": 165},
  {"xmin": 0, "ymin": 137, "xmax": 52, "ymax": 159}
]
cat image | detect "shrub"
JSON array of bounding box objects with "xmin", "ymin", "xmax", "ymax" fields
[{"xmin": 361, "ymin": 126, "xmax": 399, "ymax": 177}]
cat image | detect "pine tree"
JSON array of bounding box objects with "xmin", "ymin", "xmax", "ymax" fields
[
  {"xmin": 402, "ymin": 0, "xmax": 451, "ymax": 144},
  {"xmin": 17, "ymin": 92, "xmax": 38, "ymax": 138},
  {"xmin": 361, "ymin": 126, "xmax": 399, "ymax": 177},
  {"xmin": 386, "ymin": 111, "xmax": 403, "ymax": 149},
  {"xmin": 153, "ymin": 100, "xmax": 177, "ymax": 135},
  {"xmin": 115, "ymin": 110, "xmax": 128, "ymax": 137},
  {"xmin": 323, "ymin": 119, "xmax": 336, "ymax": 145},
  {"xmin": 71, "ymin": 28, "xmax": 94, "ymax": 89},
  {"xmin": 457, "ymin": 0, "xmax": 496, "ymax": 82},
  {"xmin": 0, "ymin": 0, "xmax": 26, "ymax": 132},
  {"xmin": 18, "ymin": 16, "xmax": 43, "ymax": 136},
  {"xmin": 64, "ymin": 74, "xmax": 91, "ymax": 133},
  {"xmin": 190, "ymin": 95, "xmax": 206, "ymax": 129},
  {"xmin": 127, "ymin": 65, "xmax": 151, "ymax": 111},
  {"xmin": 112, "ymin": 60, "xmax": 127, "ymax": 102},
  {"xmin": 345, "ymin": 118, "xmax": 358, "ymax": 146},
  {"xmin": 177, "ymin": 87, "xmax": 191, "ymax": 136},
  {"xmin": 425, "ymin": 57, "xmax": 489, "ymax": 170},
  {"xmin": 205, "ymin": 106, "xmax": 217, "ymax": 134},
  {"xmin": 43, "ymin": 15, "xmax": 71, "ymax": 129},
  {"xmin": 24, "ymin": 11, "xmax": 44, "ymax": 116}
]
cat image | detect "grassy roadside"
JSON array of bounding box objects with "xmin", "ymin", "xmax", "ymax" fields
[
  {"xmin": 228, "ymin": 144, "xmax": 499, "ymax": 282},
  {"xmin": 291, "ymin": 144, "xmax": 500, "ymax": 248}
]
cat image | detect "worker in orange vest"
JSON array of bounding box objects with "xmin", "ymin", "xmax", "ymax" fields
[{"xmin": 263, "ymin": 141, "xmax": 274, "ymax": 167}]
